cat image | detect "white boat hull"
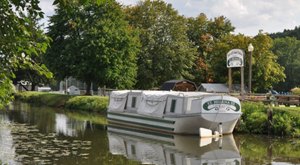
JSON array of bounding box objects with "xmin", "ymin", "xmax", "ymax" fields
[{"xmin": 108, "ymin": 111, "xmax": 240, "ymax": 134}]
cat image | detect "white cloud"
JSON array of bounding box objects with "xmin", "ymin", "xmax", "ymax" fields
[
  {"xmin": 39, "ymin": 0, "xmax": 55, "ymax": 16},
  {"xmin": 39, "ymin": 0, "xmax": 55, "ymax": 28},
  {"xmin": 38, "ymin": 0, "xmax": 300, "ymax": 36}
]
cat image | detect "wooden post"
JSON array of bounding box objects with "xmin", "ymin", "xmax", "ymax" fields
[{"xmin": 228, "ymin": 68, "xmax": 232, "ymax": 93}]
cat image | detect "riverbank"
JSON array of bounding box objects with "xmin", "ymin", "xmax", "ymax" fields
[
  {"xmin": 14, "ymin": 91, "xmax": 108, "ymax": 113},
  {"xmin": 237, "ymin": 101, "xmax": 300, "ymax": 137},
  {"xmin": 14, "ymin": 91, "xmax": 300, "ymax": 137}
]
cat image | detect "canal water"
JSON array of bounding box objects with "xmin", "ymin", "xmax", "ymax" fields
[{"xmin": 0, "ymin": 102, "xmax": 299, "ymax": 165}]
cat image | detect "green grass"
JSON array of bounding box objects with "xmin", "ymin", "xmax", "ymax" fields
[{"xmin": 15, "ymin": 91, "xmax": 109, "ymax": 113}]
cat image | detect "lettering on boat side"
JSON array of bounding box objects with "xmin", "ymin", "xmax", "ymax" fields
[{"xmin": 203, "ymin": 100, "xmax": 240, "ymax": 112}]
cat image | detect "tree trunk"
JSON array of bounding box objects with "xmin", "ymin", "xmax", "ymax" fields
[
  {"xmin": 31, "ymin": 84, "xmax": 36, "ymax": 91},
  {"xmin": 85, "ymin": 81, "xmax": 92, "ymax": 95}
]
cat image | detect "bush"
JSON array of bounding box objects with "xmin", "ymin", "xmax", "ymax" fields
[
  {"xmin": 15, "ymin": 91, "xmax": 109, "ymax": 113},
  {"xmin": 238, "ymin": 102, "xmax": 268, "ymax": 134},
  {"xmin": 65, "ymin": 96, "xmax": 108, "ymax": 113},
  {"xmin": 15, "ymin": 91, "xmax": 71, "ymax": 107},
  {"xmin": 237, "ymin": 101, "xmax": 300, "ymax": 137},
  {"xmin": 0, "ymin": 77, "xmax": 15, "ymax": 109},
  {"xmin": 272, "ymin": 107, "xmax": 300, "ymax": 137},
  {"xmin": 291, "ymin": 87, "xmax": 300, "ymax": 95},
  {"xmin": 237, "ymin": 102, "xmax": 268, "ymax": 134},
  {"xmin": 272, "ymin": 112, "xmax": 292, "ymax": 136}
]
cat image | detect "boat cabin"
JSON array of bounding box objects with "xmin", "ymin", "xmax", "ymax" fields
[{"xmin": 108, "ymin": 90, "xmax": 219, "ymax": 116}]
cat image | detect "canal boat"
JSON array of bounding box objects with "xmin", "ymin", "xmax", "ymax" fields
[
  {"xmin": 107, "ymin": 90, "xmax": 242, "ymax": 135},
  {"xmin": 107, "ymin": 126, "xmax": 241, "ymax": 165}
]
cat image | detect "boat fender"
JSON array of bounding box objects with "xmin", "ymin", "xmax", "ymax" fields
[{"xmin": 199, "ymin": 128, "xmax": 212, "ymax": 138}]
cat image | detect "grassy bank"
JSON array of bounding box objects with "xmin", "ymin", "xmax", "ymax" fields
[
  {"xmin": 237, "ymin": 101, "xmax": 300, "ymax": 137},
  {"xmin": 15, "ymin": 91, "xmax": 108, "ymax": 113}
]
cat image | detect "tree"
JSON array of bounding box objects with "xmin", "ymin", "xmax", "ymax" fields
[
  {"xmin": 251, "ymin": 33, "xmax": 285, "ymax": 92},
  {"xmin": 46, "ymin": 1, "xmax": 140, "ymax": 94},
  {"xmin": 207, "ymin": 33, "xmax": 285, "ymax": 92},
  {"xmin": 270, "ymin": 26, "xmax": 300, "ymax": 40},
  {"xmin": 0, "ymin": 0, "xmax": 50, "ymax": 108},
  {"xmin": 186, "ymin": 14, "xmax": 234, "ymax": 83},
  {"xmin": 272, "ymin": 37, "xmax": 300, "ymax": 91},
  {"xmin": 125, "ymin": 0, "xmax": 197, "ymax": 89},
  {"xmin": 12, "ymin": 18, "xmax": 53, "ymax": 91}
]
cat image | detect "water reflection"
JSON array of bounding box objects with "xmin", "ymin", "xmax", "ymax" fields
[
  {"xmin": 55, "ymin": 113, "xmax": 87, "ymax": 137},
  {"xmin": 108, "ymin": 126, "xmax": 241, "ymax": 165},
  {"xmin": 0, "ymin": 118, "xmax": 18, "ymax": 165}
]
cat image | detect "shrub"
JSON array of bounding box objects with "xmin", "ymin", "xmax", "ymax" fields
[
  {"xmin": 272, "ymin": 112, "xmax": 292, "ymax": 136},
  {"xmin": 237, "ymin": 101, "xmax": 300, "ymax": 137},
  {"xmin": 65, "ymin": 96, "xmax": 108, "ymax": 113},
  {"xmin": 15, "ymin": 91, "xmax": 71, "ymax": 107},
  {"xmin": 238, "ymin": 101, "xmax": 268, "ymax": 134},
  {"xmin": 15, "ymin": 91, "xmax": 109, "ymax": 113},
  {"xmin": 272, "ymin": 107, "xmax": 300, "ymax": 137},
  {"xmin": 291, "ymin": 87, "xmax": 300, "ymax": 95}
]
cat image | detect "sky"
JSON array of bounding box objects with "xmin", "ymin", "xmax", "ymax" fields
[{"xmin": 39, "ymin": 0, "xmax": 300, "ymax": 36}]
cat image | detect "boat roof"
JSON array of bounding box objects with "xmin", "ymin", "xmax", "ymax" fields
[{"xmin": 111, "ymin": 90, "xmax": 225, "ymax": 97}]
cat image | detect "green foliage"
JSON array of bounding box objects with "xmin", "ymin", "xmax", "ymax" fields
[
  {"xmin": 185, "ymin": 19, "xmax": 285, "ymax": 92},
  {"xmin": 251, "ymin": 33, "xmax": 285, "ymax": 92},
  {"xmin": 0, "ymin": 74, "xmax": 15, "ymax": 109},
  {"xmin": 125, "ymin": 0, "xmax": 197, "ymax": 89},
  {"xmin": 46, "ymin": 1, "xmax": 139, "ymax": 92},
  {"xmin": 0, "ymin": 0, "xmax": 51, "ymax": 106},
  {"xmin": 291, "ymin": 87, "xmax": 300, "ymax": 95},
  {"xmin": 239, "ymin": 102, "xmax": 268, "ymax": 134},
  {"xmin": 186, "ymin": 14, "xmax": 234, "ymax": 83},
  {"xmin": 270, "ymin": 26, "xmax": 300, "ymax": 40},
  {"xmin": 15, "ymin": 91, "xmax": 109, "ymax": 113},
  {"xmin": 237, "ymin": 101, "xmax": 300, "ymax": 137},
  {"xmin": 65, "ymin": 96, "xmax": 108, "ymax": 113},
  {"xmin": 272, "ymin": 37, "xmax": 300, "ymax": 91},
  {"xmin": 15, "ymin": 91, "xmax": 71, "ymax": 107},
  {"xmin": 204, "ymin": 32, "xmax": 285, "ymax": 92},
  {"xmin": 272, "ymin": 107, "xmax": 300, "ymax": 137},
  {"xmin": 272, "ymin": 112, "xmax": 292, "ymax": 136}
]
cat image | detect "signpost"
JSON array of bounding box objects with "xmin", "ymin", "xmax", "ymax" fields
[{"xmin": 227, "ymin": 49, "xmax": 245, "ymax": 95}]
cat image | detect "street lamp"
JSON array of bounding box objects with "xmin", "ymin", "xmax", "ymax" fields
[{"xmin": 248, "ymin": 43, "xmax": 254, "ymax": 93}]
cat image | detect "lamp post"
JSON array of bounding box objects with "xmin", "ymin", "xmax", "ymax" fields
[{"xmin": 248, "ymin": 43, "xmax": 254, "ymax": 93}]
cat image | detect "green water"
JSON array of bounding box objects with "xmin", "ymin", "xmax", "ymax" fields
[{"xmin": 0, "ymin": 102, "xmax": 299, "ymax": 165}]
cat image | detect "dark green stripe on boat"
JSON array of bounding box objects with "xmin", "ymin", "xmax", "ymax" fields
[
  {"xmin": 108, "ymin": 112, "xmax": 175, "ymax": 124},
  {"xmin": 108, "ymin": 118, "xmax": 175, "ymax": 131}
]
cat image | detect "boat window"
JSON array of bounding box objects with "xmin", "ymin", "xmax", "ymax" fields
[
  {"xmin": 170, "ymin": 153, "xmax": 176, "ymax": 165},
  {"xmin": 170, "ymin": 99, "xmax": 177, "ymax": 113},
  {"xmin": 131, "ymin": 145, "xmax": 136, "ymax": 155},
  {"xmin": 131, "ymin": 96, "xmax": 137, "ymax": 108}
]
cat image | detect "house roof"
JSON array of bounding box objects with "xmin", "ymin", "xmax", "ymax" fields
[
  {"xmin": 199, "ymin": 83, "xmax": 247, "ymax": 93},
  {"xmin": 199, "ymin": 83, "xmax": 228, "ymax": 93},
  {"xmin": 160, "ymin": 79, "xmax": 197, "ymax": 91}
]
